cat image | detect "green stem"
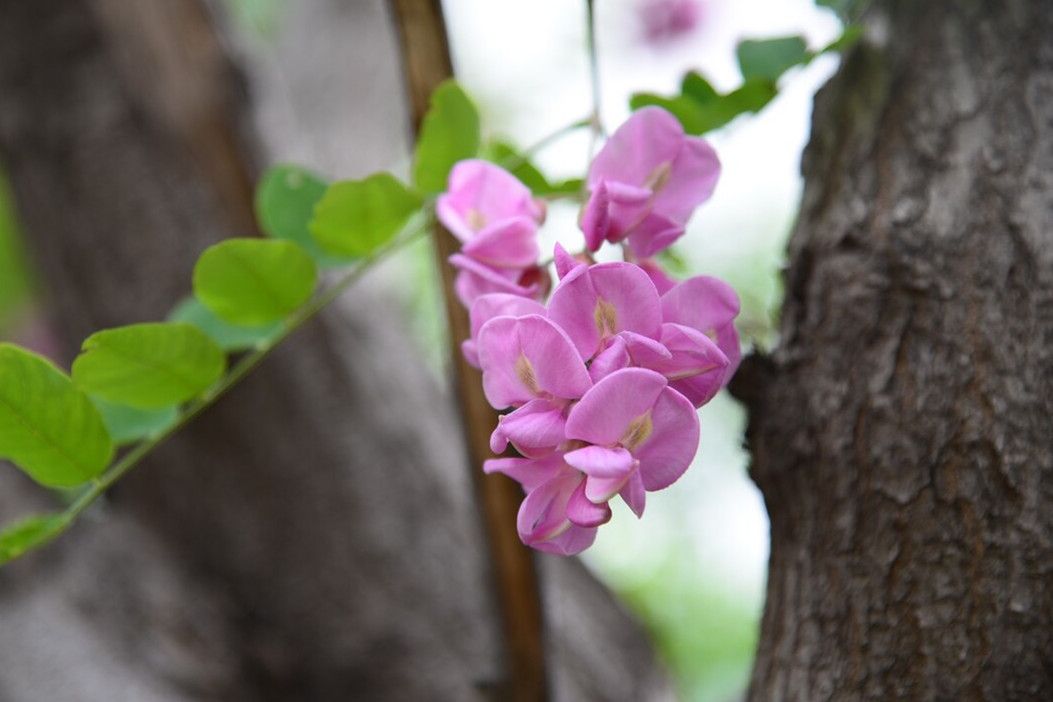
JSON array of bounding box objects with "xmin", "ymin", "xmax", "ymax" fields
[
  {"xmin": 22, "ymin": 220, "xmax": 431, "ymax": 560},
  {"xmin": 585, "ymin": 0, "xmax": 605, "ymax": 158}
]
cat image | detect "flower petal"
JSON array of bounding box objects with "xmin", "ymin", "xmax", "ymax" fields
[
  {"xmin": 484, "ymin": 453, "xmax": 565, "ymax": 491},
  {"xmin": 490, "ymin": 399, "xmax": 567, "ymax": 455},
  {"xmin": 565, "ymin": 367, "xmax": 667, "ymax": 446},
  {"xmin": 624, "ymin": 211, "xmax": 684, "ymax": 259},
  {"xmin": 469, "ymin": 294, "xmax": 546, "ymax": 339},
  {"xmin": 462, "ymin": 216, "xmax": 540, "ymax": 269},
  {"xmin": 651, "ymin": 136, "xmax": 720, "ymax": 225},
  {"xmin": 588, "ymin": 335, "xmax": 630, "ymax": 383},
  {"xmin": 587, "ymin": 107, "xmax": 685, "ymax": 189},
  {"xmin": 553, "ymin": 242, "xmax": 582, "ymax": 280},
  {"xmin": 584, "ymin": 473, "xmax": 632, "ymax": 503},
  {"xmin": 634, "ymin": 386, "xmax": 699, "ymax": 491},
  {"xmin": 566, "ymin": 480, "xmax": 613, "ymax": 527},
  {"xmin": 477, "ymin": 314, "xmax": 592, "ymax": 409},
  {"xmin": 661, "ymin": 275, "xmax": 740, "ymax": 335},
  {"xmin": 620, "ymin": 471, "xmax": 646, "ymax": 518},
  {"xmin": 564, "ymin": 445, "xmax": 635, "ymax": 479},
  {"xmin": 438, "ymin": 160, "xmax": 541, "ymax": 242},
  {"xmin": 531, "ymin": 525, "xmax": 597, "ymax": 555},
  {"xmin": 450, "ymin": 254, "xmax": 540, "ymax": 306},
  {"xmin": 547, "ymin": 262, "xmax": 662, "ymax": 359},
  {"xmin": 517, "ymin": 471, "xmax": 579, "ymax": 544}
]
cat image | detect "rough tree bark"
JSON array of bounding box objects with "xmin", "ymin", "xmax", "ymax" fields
[
  {"xmin": 0, "ymin": 1, "xmax": 670, "ymax": 700},
  {"xmin": 734, "ymin": 1, "xmax": 1053, "ymax": 699}
]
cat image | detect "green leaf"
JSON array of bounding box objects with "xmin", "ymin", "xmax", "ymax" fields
[
  {"xmin": 193, "ymin": 238, "xmax": 317, "ymax": 325},
  {"xmin": 0, "ymin": 513, "xmax": 69, "ymax": 565},
  {"xmin": 736, "ymin": 36, "xmax": 810, "ymax": 82},
  {"xmin": 631, "ymin": 78, "xmax": 777, "ymax": 135},
  {"xmin": 0, "ymin": 344, "xmax": 113, "ymax": 488},
  {"xmin": 680, "ymin": 71, "xmax": 719, "ymax": 104},
  {"xmin": 168, "ymin": 297, "xmax": 281, "ymax": 352},
  {"xmin": 90, "ymin": 396, "xmax": 178, "ymax": 446},
  {"xmin": 413, "ymin": 80, "xmax": 481, "ymax": 195},
  {"xmin": 310, "ymin": 173, "xmax": 422, "ymax": 257},
  {"xmin": 255, "ymin": 164, "xmax": 352, "ymax": 268},
  {"xmin": 72, "ymin": 323, "xmax": 226, "ymax": 410}
]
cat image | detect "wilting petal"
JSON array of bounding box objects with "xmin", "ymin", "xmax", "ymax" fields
[
  {"xmin": 587, "ymin": 107, "xmax": 685, "ymax": 188},
  {"xmin": 620, "ymin": 471, "xmax": 647, "ymax": 517},
  {"xmin": 462, "ymin": 216, "xmax": 540, "ymax": 269},
  {"xmin": 565, "ymin": 367, "xmax": 667, "ymax": 446},
  {"xmin": 490, "ymin": 399, "xmax": 567, "ymax": 455},
  {"xmin": 477, "ymin": 315, "xmax": 592, "ymax": 409},
  {"xmin": 564, "ymin": 445, "xmax": 635, "ymax": 478},
  {"xmin": 450, "ymin": 254, "xmax": 540, "ymax": 306},
  {"xmin": 650, "ymin": 137, "xmax": 720, "ymax": 225},
  {"xmin": 531, "ymin": 524, "xmax": 597, "ymax": 555},
  {"xmin": 517, "ymin": 471, "xmax": 579, "ymax": 544},
  {"xmin": 634, "ymin": 386, "xmax": 699, "ymax": 491},
  {"xmin": 566, "ymin": 480, "xmax": 613, "ymax": 527},
  {"xmin": 547, "ymin": 262, "xmax": 662, "ymax": 359},
  {"xmin": 437, "ymin": 160, "xmax": 542, "ymax": 242},
  {"xmin": 484, "ymin": 453, "xmax": 565, "ymax": 491},
  {"xmin": 588, "ymin": 335, "xmax": 630, "ymax": 383}
]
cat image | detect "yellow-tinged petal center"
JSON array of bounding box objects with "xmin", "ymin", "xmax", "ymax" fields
[
  {"xmin": 466, "ymin": 208, "xmax": 487, "ymax": 231},
  {"xmin": 621, "ymin": 411, "xmax": 654, "ymax": 451},
  {"xmin": 515, "ymin": 353, "xmax": 540, "ymax": 395},
  {"xmin": 643, "ymin": 161, "xmax": 672, "ymax": 193},
  {"xmin": 594, "ymin": 298, "xmax": 619, "ymax": 338}
]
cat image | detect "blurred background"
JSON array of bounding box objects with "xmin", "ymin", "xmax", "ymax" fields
[{"xmin": 0, "ymin": 1, "xmax": 842, "ymax": 699}]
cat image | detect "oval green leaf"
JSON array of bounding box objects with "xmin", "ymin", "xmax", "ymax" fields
[
  {"xmin": 736, "ymin": 36, "xmax": 810, "ymax": 83},
  {"xmin": 193, "ymin": 238, "xmax": 317, "ymax": 325},
  {"xmin": 91, "ymin": 396, "xmax": 179, "ymax": 446},
  {"xmin": 72, "ymin": 323, "xmax": 226, "ymax": 410},
  {"xmin": 413, "ymin": 80, "xmax": 481, "ymax": 195},
  {"xmin": 0, "ymin": 344, "xmax": 113, "ymax": 488},
  {"xmin": 310, "ymin": 173, "xmax": 422, "ymax": 258},
  {"xmin": 256, "ymin": 164, "xmax": 352, "ymax": 268},
  {"xmin": 169, "ymin": 297, "xmax": 281, "ymax": 352},
  {"xmin": 0, "ymin": 513, "xmax": 70, "ymax": 565}
]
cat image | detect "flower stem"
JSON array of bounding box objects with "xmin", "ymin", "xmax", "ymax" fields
[{"xmin": 585, "ymin": 0, "xmax": 605, "ymax": 159}]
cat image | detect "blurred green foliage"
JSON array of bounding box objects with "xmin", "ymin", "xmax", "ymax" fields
[{"xmin": 0, "ymin": 171, "xmax": 33, "ymax": 331}]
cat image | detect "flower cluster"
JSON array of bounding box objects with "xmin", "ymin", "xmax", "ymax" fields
[{"xmin": 439, "ymin": 106, "xmax": 740, "ymax": 555}]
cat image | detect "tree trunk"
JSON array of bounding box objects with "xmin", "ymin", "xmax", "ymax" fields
[
  {"xmin": 0, "ymin": 1, "xmax": 670, "ymax": 700},
  {"xmin": 735, "ymin": 1, "xmax": 1053, "ymax": 698}
]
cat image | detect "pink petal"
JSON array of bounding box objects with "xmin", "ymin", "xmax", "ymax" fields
[
  {"xmin": 566, "ymin": 480, "xmax": 613, "ymax": 527},
  {"xmin": 450, "ymin": 254, "xmax": 540, "ymax": 306},
  {"xmin": 587, "ymin": 107, "xmax": 685, "ymax": 188},
  {"xmin": 477, "ymin": 314, "xmax": 592, "ymax": 409},
  {"xmin": 634, "ymin": 386, "xmax": 699, "ymax": 491},
  {"xmin": 620, "ymin": 330, "xmax": 673, "ymax": 367},
  {"xmin": 490, "ymin": 399, "xmax": 567, "ymax": 455},
  {"xmin": 565, "ymin": 367, "xmax": 667, "ymax": 446},
  {"xmin": 581, "ymin": 181, "xmax": 611, "ymax": 252},
  {"xmin": 553, "ymin": 242, "xmax": 582, "ymax": 280},
  {"xmin": 517, "ymin": 472, "xmax": 579, "ymax": 544},
  {"xmin": 661, "ymin": 275, "xmax": 740, "ymax": 334},
  {"xmin": 547, "ymin": 262, "xmax": 662, "ymax": 359},
  {"xmin": 484, "ymin": 453, "xmax": 565, "ymax": 491},
  {"xmin": 461, "ymin": 339, "xmax": 479, "ymax": 367},
  {"xmin": 438, "ymin": 160, "xmax": 542, "ymax": 242},
  {"xmin": 637, "ymin": 258, "xmax": 679, "ymax": 295},
  {"xmin": 651, "ymin": 136, "xmax": 720, "ymax": 225},
  {"xmin": 620, "ymin": 471, "xmax": 647, "ymax": 517},
  {"xmin": 624, "ymin": 210, "xmax": 685, "ymax": 258},
  {"xmin": 461, "ymin": 216, "xmax": 540, "ymax": 269},
  {"xmin": 564, "ymin": 445, "xmax": 635, "ymax": 478},
  {"xmin": 588, "ymin": 335, "xmax": 630, "ymax": 383},
  {"xmin": 626, "ymin": 323, "xmax": 728, "ymax": 405},
  {"xmin": 469, "ymin": 294, "xmax": 546, "ymax": 339},
  {"xmin": 531, "ymin": 525, "xmax": 597, "ymax": 556},
  {"xmin": 585, "ymin": 473, "xmax": 632, "ymax": 503}
]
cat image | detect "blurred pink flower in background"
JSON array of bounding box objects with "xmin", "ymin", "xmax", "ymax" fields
[{"xmin": 637, "ymin": 0, "xmax": 706, "ymax": 45}]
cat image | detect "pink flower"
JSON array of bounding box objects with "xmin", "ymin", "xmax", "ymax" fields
[
  {"xmin": 476, "ymin": 314, "xmax": 592, "ymax": 456},
  {"xmin": 462, "ymin": 293, "xmax": 546, "ymax": 368},
  {"xmin": 660, "ymin": 276, "xmax": 742, "ymax": 405},
  {"xmin": 438, "ymin": 160, "xmax": 547, "ymax": 306},
  {"xmin": 546, "ymin": 260, "xmax": 663, "ymax": 361},
  {"xmin": 485, "ymin": 453, "xmax": 604, "ymax": 556},
  {"xmin": 638, "ymin": 0, "xmax": 704, "ymax": 45},
  {"xmin": 581, "ymin": 107, "xmax": 720, "ymax": 258},
  {"xmin": 564, "ymin": 368, "xmax": 699, "ymax": 511}
]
